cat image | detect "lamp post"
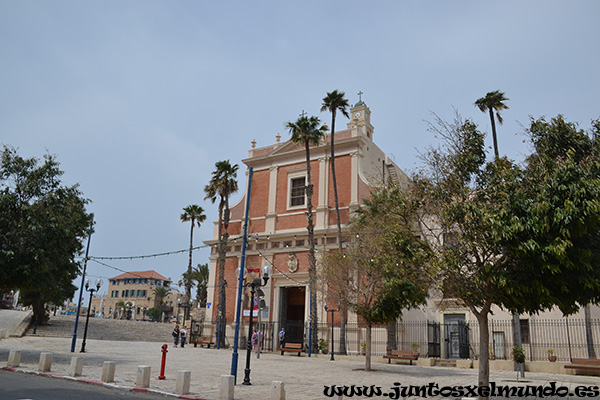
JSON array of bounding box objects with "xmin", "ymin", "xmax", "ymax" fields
[
  {"xmin": 80, "ymin": 278, "xmax": 103, "ymax": 353},
  {"xmin": 325, "ymin": 302, "xmax": 337, "ymax": 361},
  {"xmin": 242, "ymin": 265, "xmax": 271, "ymax": 386}
]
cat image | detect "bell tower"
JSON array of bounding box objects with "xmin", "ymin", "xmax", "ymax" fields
[{"xmin": 346, "ymin": 91, "xmax": 374, "ymax": 140}]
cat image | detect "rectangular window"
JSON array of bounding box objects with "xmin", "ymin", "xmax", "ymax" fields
[
  {"xmin": 296, "ymin": 240, "xmax": 304, "ymax": 247},
  {"xmin": 290, "ymin": 177, "xmax": 306, "ymax": 207},
  {"xmin": 520, "ymin": 319, "xmax": 530, "ymax": 344},
  {"xmin": 271, "ymin": 242, "xmax": 279, "ymax": 248}
]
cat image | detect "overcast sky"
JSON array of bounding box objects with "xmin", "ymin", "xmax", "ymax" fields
[{"xmin": 2, "ymin": 1, "xmax": 599, "ymax": 302}]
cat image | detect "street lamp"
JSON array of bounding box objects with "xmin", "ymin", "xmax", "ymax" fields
[
  {"xmin": 242, "ymin": 265, "xmax": 271, "ymax": 385},
  {"xmin": 324, "ymin": 302, "xmax": 337, "ymax": 361},
  {"xmin": 80, "ymin": 278, "xmax": 103, "ymax": 353}
]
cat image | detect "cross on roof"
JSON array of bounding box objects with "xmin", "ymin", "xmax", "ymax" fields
[
  {"xmin": 299, "ymin": 110, "xmax": 307, "ymax": 118},
  {"xmin": 357, "ymin": 91, "xmax": 363, "ymax": 102}
]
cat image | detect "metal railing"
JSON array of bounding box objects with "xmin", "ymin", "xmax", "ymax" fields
[{"xmin": 198, "ymin": 318, "xmax": 600, "ymax": 361}]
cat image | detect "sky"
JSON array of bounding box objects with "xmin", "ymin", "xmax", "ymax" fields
[{"xmin": 1, "ymin": 1, "xmax": 599, "ymax": 303}]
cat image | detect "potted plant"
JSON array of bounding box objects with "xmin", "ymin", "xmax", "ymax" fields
[
  {"xmin": 319, "ymin": 338, "xmax": 328, "ymax": 354},
  {"xmin": 547, "ymin": 349, "xmax": 557, "ymax": 362},
  {"xmin": 489, "ymin": 345, "xmax": 496, "ymax": 360},
  {"xmin": 411, "ymin": 344, "xmax": 421, "ymax": 359},
  {"xmin": 360, "ymin": 342, "xmax": 367, "ymax": 355},
  {"xmin": 513, "ymin": 346, "xmax": 525, "ymax": 364}
]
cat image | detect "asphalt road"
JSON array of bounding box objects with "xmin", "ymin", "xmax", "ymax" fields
[{"xmin": 0, "ymin": 370, "xmax": 165, "ymax": 400}]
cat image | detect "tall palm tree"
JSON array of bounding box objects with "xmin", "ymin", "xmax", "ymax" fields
[
  {"xmin": 205, "ymin": 160, "xmax": 239, "ymax": 348},
  {"xmin": 321, "ymin": 90, "xmax": 350, "ymax": 355},
  {"xmin": 286, "ymin": 115, "xmax": 327, "ymax": 354},
  {"xmin": 180, "ymin": 204, "xmax": 206, "ymax": 321},
  {"xmin": 474, "ymin": 90, "xmax": 510, "ymax": 159}
]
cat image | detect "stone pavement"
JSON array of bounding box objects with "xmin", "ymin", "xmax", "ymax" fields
[
  {"xmin": 2, "ymin": 336, "xmax": 600, "ymax": 399},
  {"xmin": 2, "ymin": 311, "xmax": 600, "ymax": 399}
]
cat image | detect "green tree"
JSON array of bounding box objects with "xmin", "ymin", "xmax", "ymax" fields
[
  {"xmin": 0, "ymin": 146, "xmax": 92, "ymax": 325},
  {"xmin": 321, "ymin": 180, "xmax": 433, "ymax": 371},
  {"xmin": 321, "ymin": 90, "xmax": 350, "ymax": 354},
  {"xmin": 180, "ymin": 205, "xmax": 205, "ymax": 320},
  {"xmin": 180, "ymin": 263, "xmax": 209, "ymax": 306},
  {"xmin": 286, "ymin": 115, "xmax": 328, "ymax": 354},
  {"xmin": 204, "ymin": 160, "xmax": 238, "ymax": 348},
  {"xmin": 418, "ymin": 112, "xmax": 600, "ymax": 391},
  {"xmin": 153, "ymin": 286, "xmax": 172, "ymax": 323},
  {"xmin": 474, "ymin": 90, "xmax": 509, "ymax": 159},
  {"xmin": 147, "ymin": 307, "xmax": 161, "ymax": 322}
]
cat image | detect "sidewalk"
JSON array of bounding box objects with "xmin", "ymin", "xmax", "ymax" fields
[{"xmin": 2, "ymin": 335, "xmax": 600, "ymax": 399}]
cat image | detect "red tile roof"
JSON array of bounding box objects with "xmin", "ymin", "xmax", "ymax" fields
[{"xmin": 110, "ymin": 270, "xmax": 170, "ymax": 281}]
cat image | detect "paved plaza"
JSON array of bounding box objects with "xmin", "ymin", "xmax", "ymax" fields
[{"xmin": 2, "ymin": 311, "xmax": 600, "ymax": 399}]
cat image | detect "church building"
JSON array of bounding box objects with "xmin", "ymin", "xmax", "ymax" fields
[{"xmin": 204, "ymin": 97, "xmax": 408, "ymax": 345}]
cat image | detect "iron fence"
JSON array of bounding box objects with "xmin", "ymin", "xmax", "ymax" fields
[{"xmin": 200, "ymin": 318, "xmax": 600, "ymax": 361}]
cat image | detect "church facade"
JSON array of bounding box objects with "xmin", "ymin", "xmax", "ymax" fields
[{"xmin": 203, "ymin": 99, "xmax": 408, "ymax": 345}]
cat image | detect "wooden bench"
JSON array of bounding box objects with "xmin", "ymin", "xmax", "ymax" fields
[
  {"xmin": 277, "ymin": 343, "xmax": 303, "ymax": 356},
  {"xmin": 565, "ymin": 358, "xmax": 600, "ymax": 373},
  {"xmin": 192, "ymin": 336, "xmax": 214, "ymax": 348},
  {"xmin": 383, "ymin": 350, "xmax": 419, "ymax": 365}
]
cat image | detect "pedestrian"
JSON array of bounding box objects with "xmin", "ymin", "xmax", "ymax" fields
[
  {"xmin": 279, "ymin": 327, "xmax": 286, "ymax": 348},
  {"xmin": 180, "ymin": 325, "xmax": 188, "ymax": 348},
  {"xmin": 172, "ymin": 324, "xmax": 180, "ymax": 348},
  {"xmin": 251, "ymin": 329, "xmax": 259, "ymax": 354}
]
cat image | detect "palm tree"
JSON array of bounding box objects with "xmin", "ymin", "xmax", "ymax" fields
[
  {"xmin": 474, "ymin": 90, "xmax": 510, "ymax": 159},
  {"xmin": 153, "ymin": 287, "xmax": 172, "ymax": 323},
  {"xmin": 180, "ymin": 204, "xmax": 206, "ymax": 321},
  {"xmin": 180, "ymin": 263, "xmax": 209, "ymax": 306},
  {"xmin": 321, "ymin": 90, "xmax": 350, "ymax": 355},
  {"xmin": 286, "ymin": 115, "xmax": 327, "ymax": 354},
  {"xmin": 205, "ymin": 160, "xmax": 239, "ymax": 348}
]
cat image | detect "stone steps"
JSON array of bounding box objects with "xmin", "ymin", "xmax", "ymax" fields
[{"xmin": 26, "ymin": 314, "xmax": 175, "ymax": 343}]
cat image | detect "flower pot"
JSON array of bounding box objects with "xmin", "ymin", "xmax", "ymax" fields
[
  {"xmin": 412, "ymin": 352, "xmax": 420, "ymax": 360},
  {"xmin": 548, "ymin": 355, "xmax": 557, "ymax": 362}
]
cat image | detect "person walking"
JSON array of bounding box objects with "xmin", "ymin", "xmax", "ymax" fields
[
  {"xmin": 172, "ymin": 324, "xmax": 180, "ymax": 348},
  {"xmin": 251, "ymin": 329, "xmax": 259, "ymax": 354},
  {"xmin": 279, "ymin": 327, "xmax": 286, "ymax": 348},
  {"xmin": 180, "ymin": 326, "xmax": 188, "ymax": 348}
]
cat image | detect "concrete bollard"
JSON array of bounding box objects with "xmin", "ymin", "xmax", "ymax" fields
[
  {"xmin": 136, "ymin": 365, "xmax": 151, "ymax": 388},
  {"xmin": 0, "ymin": 329, "xmax": 6, "ymax": 339},
  {"xmin": 270, "ymin": 381, "xmax": 285, "ymax": 400},
  {"xmin": 7, "ymin": 350, "xmax": 21, "ymax": 367},
  {"xmin": 69, "ymin": 356, "xmax": 84, "ymax": 377},
  {"xmin": 102, "ymin": 361, "xmax": 116, "ymax": 383},
  {"xmin": 38, "ymin": 352, "xmax": 52, "ymax": 372},
  {"xmin": 219, "ymin": 375, "xmax": 234, "ymax": 400},
  {"xmin": 176, "ymin": 370, "xmax": 191, "ymax": 395}
]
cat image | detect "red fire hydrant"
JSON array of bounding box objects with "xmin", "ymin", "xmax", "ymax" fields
[{"xmin": 158, "ymin": 343, "xmax": 168, "ymax": 380}]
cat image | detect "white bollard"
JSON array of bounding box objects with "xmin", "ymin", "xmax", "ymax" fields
[
  {"xmin": 270, "ymin": 381, "xmax": 285, "ymax": 400},
  {"xmin": 7, "ymin": 350, "xmax": 21, "ymax": 367},
  {"xmin": 219, "ymin": 375, "xmax": 234, "ymax": 400},
  {"xmin": 102, "ymin": 361, "xmax": 116, "ymax": 383},
  {"xmin": 136, "ymin": 365, "xmax": 151, "ymax": 388},
  {"xmin": 38, "ymin": 352, "xmax": 52, "ymax": 372},
  {"xmin": 69, "ymin": 356, "xmax": 84, "ymax": 377},
  {"xmin": 176, "ymin": 370, "xmax": 191, "ymax": 395}
]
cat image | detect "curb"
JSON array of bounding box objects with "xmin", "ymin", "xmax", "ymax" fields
[{"xmin": 1, "ymin": 366, "xmax": 214, "ymax": 400}]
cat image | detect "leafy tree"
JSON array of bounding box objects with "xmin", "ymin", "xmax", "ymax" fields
[
  {"xmin": 204, "ymin": 160, "xmax": 238, "ymax": 348},
  {"xmin": 474, "ymin": 90, "xmax": 509, "ymax": 159},
  {"xmin": 286, "ymin": 115, "xmax": 328, "ymax": 354},
  {"xmin": 321, "ymin": 89, "xmax": 350, "ymax": 354},
  {"xmin": 321, "ymin": 181, "xmax": 433, "ymax": 371},
  {"xmin": 417, "ymin": 112, "xmax": 600, "ymax": 391},
  {"xmin": 0, "ymin": 146, "xmax": 92, "ymax": 325},
  {"xmin": 180, "ymin": 204, "xmax": 206, "ymax": 320},
  {"xmin": 147, "ymin": 307, "xmax": 161, "ymax": 322}
]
